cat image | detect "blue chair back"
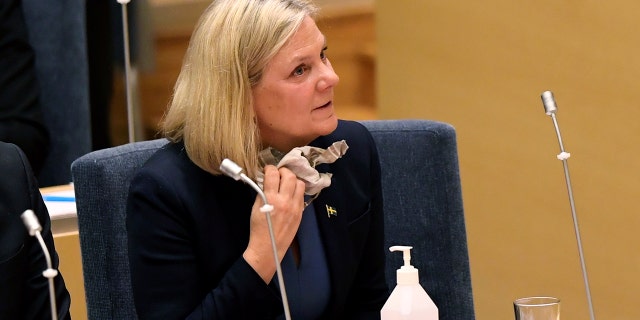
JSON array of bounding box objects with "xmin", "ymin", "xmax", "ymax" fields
[{"xmin": 366, "ymin": 120, "xmax": 475, "ymax": 320}]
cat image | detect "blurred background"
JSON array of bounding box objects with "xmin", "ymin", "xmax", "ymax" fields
[
  {"xmin": 109, "ymin": 0, "xmax": 376, "ymax": 145},
  {"xmin": 106, "ymin": 0, "xmax": 639, "ymax": 319}
]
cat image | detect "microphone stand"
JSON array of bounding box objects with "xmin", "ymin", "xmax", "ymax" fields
[
  {"xmin": 21, "ymin": 210, "xmax": 58, "ymax": 320},
  {"xmin": 117, "ymin": 0, "xmax": 135, "ymax": 143},
  {"xmin": 540, "ymin": 91, "xmax": 596, "ymax": 320},
  {"xmin": 220, "ymin": 159, "xmax": 292, "ymax": 320}
]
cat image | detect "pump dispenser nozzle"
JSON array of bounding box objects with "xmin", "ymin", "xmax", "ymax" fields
[
  {"xmin": 389, "ymin": 245, "xmax": 413, "ymax": 267},
  {"xmin": 389, "ymin": 245, "xmax": 419, "ymax": 285}
]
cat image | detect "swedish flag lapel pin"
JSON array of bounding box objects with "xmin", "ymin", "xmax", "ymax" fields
[{"xmin": 326, "ymin": 205, "xmax": 337, "ymax": 218}]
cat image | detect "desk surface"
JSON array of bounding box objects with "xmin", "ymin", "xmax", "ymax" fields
[
  {"xmin": 40, "ymin": 184, "xmax": 77, "ymax": 234},
  {"xmin": 41, "ymin": 184, "xmax": 76, "ymax": 218},
  {"xmin": 40, "ymin": 184, "xmax": 87, "ymax": 319}
]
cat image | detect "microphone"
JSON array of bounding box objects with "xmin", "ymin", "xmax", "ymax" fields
[
  {"xmin": 20, "ymin": 209, "xmax": 59, "ymax": 320},
  {"xmin": 539, "ymin": 91, "xmax": 596, "ymax": 320},
  {"xmin": 541, "ymin": 90, "xmax": 558, "ymax": 115},
  {"xmin": 220, "ymin": 159, "xmax": 292, "ymax": 320}
]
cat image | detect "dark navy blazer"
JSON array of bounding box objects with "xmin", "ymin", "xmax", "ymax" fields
[
  {"xmin": 0, "ymin": 142, "xmax": 71, "ymax": 319},
  {"xmin": 127, "ymin": 120, "xmax": 389, "ymax": 319}
]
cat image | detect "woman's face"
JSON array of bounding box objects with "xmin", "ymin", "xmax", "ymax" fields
[{"xmin": 252, "ymin": 16, "xmax": 339, "ymax": 152}]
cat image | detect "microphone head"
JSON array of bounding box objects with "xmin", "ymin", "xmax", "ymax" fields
[
  {"xmin": 21, "ymin": 209, "xmax": 42, "ymax": 236},
  {"xmin": 541, "ymin": 91, "xmax": 558, "ymax": 115},
  {"xmin": 220, "ymin": 159, "xmax": 243, "ymax": 180}
]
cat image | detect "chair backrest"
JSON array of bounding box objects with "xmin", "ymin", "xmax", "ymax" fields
[
  {"xmin": 22, "ymin": 0, "xmax": 91, "ymax": 187},
  {"xmin": 365, "ymin": 120, "xmax": 475, "ymax": 320},
  {"xmin": 71, "ymin": 119, "xmax": 475, "ymax": 320},
  {"xmin": 72, "ymin": 139, "xmax": 168, "ymax": 319}
]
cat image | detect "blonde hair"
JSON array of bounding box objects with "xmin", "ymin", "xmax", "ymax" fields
[{"xmin": 162, "ymin": 0, "xmax": 318, "ymax": 179}]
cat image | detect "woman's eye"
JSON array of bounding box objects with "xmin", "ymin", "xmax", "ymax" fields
[
  {"xmin": 293, "ymin": 66, "xmax": 306, "ymax": 76},
  {"xmin": 320, "ymin": 47, "xmax": 328, "ymax": 61},
  {"xmin": 291, "ymin": 65, "xmax": 309, "ymax": 77}
]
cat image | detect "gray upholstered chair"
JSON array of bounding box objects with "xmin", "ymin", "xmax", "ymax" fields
[
  {"xmin": 22, "ymin": 0, "xmax": 92, "ymax": 187},
  {"xmin": 71, "ymin": 119, "xmax": 475, "ymax": 320},
  {"xmin": 367, "ymin": 120, "xmax": 474, "ymax": 320},
  {"xmin": 72, "ymin": 138, "xmax": 166, "ymax": 319}
]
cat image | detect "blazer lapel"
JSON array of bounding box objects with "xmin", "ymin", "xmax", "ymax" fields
[{"xmin": 312, "ymin": 162, "xmax": 353, "ymax": 316}]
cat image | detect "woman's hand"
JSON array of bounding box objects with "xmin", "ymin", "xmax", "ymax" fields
[{"xmin": 243, "ymin": 165, "xmax": 306, "ymax": 283}]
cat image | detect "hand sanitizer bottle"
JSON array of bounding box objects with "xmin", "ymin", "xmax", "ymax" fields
[{"xmin": 381, "ymin": 246, "xmax": 439, "ymax": 320}]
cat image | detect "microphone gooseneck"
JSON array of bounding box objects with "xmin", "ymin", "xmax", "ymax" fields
[
  {"xmin": 540, "ymin": 91, "xmax": 596, "ymax": 320},
  {"xmin": 220, "ymin": 159, "xmax": 292, "ymax": 320},
  {"xmin": 21, "ymin": 210, "xmax": 58, "ymax": 320}
]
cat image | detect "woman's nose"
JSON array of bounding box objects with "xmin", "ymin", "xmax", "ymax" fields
[{"xmin": 317, "ymin": 61, "xmax": 340, "ymax": 91}]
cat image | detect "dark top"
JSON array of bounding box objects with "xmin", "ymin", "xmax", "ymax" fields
[
  {"xmin": 127, "ymin": 120, "xmax": 389, "ymax": 319},
  {"xmin": 0, "ymin": 0, "xmax": 50, "ymax": 174},
  {"xmin": 0, "ymin": 141, "xmax": 71, "ymax": 319},
  {"xmin": 276, "ymin": 202, "xmax": 330, "ymax": 319}
]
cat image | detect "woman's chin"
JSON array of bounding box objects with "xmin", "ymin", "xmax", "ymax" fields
[{"xmin": 318, "ymin": 114, "xmax": 339, "ymax": 135}]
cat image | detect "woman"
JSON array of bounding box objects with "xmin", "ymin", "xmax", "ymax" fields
[
  {"xmin": 126, "ymin": 0, "xmax": 388, "ymax": 318},
  {"xmin": 0, "ymin": 141, "xmax": 71, "ymax": 319}
]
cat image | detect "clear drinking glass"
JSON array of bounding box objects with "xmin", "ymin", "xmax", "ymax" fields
[{"xmin": 514, "ymin": 296, "xmax": 560, "ymax": 320}]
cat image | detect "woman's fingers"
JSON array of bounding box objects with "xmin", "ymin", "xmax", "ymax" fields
[
  {"xmin": 263, "ymin": 166, "xmax": 304, "ymax": 204},
  {"xmin": 262, "ymin": 165, "xmax": 280, "ymax": 194},
  {"xmin": 276, "ymin": 167, "xmax": 299, "ymax": 199}
]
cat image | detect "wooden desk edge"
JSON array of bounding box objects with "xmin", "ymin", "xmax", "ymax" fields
[{"xmin": 40, "ymin": 183, "xmax": 74, "ymax": 194}]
